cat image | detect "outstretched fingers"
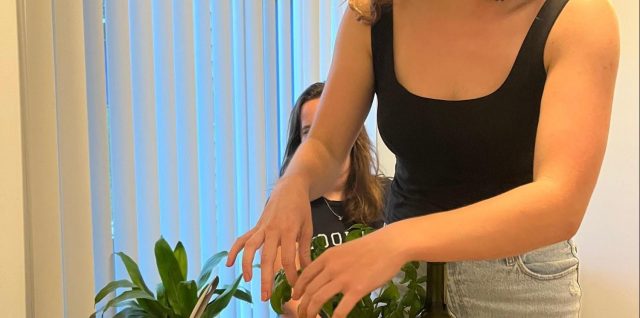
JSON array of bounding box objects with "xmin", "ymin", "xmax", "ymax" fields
[
  {"xmin": 331, "ymin": 291, "xmax": 363, "ymax": 318},
  {"xmin": 260, "ymin": 235, "xmax": 279, "ymax": 301},
  {"xmin": 281, "ymin": 233, "xmax": 300, "ymax": 286},
  {"xmin": 241, "ymin": 230, "xmax": 265, "ymax": 282},
  {"xmin": 299, "ymin": 279, "xmax": 342, "ymax": 318},
  {"xmin": 226, "ymin": 229, "xmax": 255, "ymax": 267},
  {"xmin": 292, "ymin": 259, "xmax": 325, "ymax": 300},
  {"xmin": 298, "ymin": 222, "xmax": 313, "ymax": 268}
]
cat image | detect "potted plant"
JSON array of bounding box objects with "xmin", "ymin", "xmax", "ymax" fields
[
  {"xmin": 91, "ymin": 237, "xmax": 251, "ymax": 318},
  {"xmin": 270, "ymin": 224, "xmax": 428, "ymax": 318}
]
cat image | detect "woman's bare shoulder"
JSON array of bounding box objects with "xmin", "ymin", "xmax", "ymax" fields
[{"xmin": 546, "ymin": 0, "xmax": 619, "ymax": 67}]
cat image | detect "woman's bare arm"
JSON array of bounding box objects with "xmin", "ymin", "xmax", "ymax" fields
[
  {"xmin": 383, "ymin": 0, "xmax": 620, "ymax": 262},
  {"xmin": 281, "ymin": 9, "xmax": 375, "ymax": 200},
  {"xmin": 226, "ymin": 8, "xmax": 378, "ymax": 299},
  {"xmin": 293, "ymin": 2, "xmax": 620, "ymax": 316}
]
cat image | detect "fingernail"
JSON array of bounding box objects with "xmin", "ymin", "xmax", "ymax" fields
[{"xmin": 261, "ymin": 291, "xmax": 267, "ymax": 301}]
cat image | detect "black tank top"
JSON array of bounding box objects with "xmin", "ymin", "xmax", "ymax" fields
[{"xmin": 373, "ymin": 0, "xmax": 569, "ymax": 223}]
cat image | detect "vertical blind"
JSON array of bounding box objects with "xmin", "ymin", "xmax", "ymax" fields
[{"xmin": 89, "ymin": 1, "xmax": 378, "ymax": 317}]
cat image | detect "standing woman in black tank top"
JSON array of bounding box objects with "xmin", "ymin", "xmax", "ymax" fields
[{"xmin": 227, "ymin": 0, "xmax": 619, "ymax": 317}]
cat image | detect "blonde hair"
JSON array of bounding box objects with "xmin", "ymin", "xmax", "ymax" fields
[{"xmin": 348, "ymin": 0, "xmax": 393, "ymax": 24}]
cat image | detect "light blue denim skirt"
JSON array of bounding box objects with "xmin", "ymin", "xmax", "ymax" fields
[{"xmin": 394, "ymin": 240, "xmax": 582, "ymax": 317}]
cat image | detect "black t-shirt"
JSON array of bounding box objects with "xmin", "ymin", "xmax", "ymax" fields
[{"xmin": 310, "ymin": 197, "xmax": 384, "ymax": 249}]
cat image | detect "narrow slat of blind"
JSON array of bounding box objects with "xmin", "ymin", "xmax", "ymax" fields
[
  {"xmin": 130, "ymin": 0, "xmax": 161, "ymax": 286},
  {"xmin": 105, "ymin": 0, "xmax": 139, "ymax": 281},
  {"xmin": 52, "ymin": 1, "xmax": 95, "ymax": 315},
  {"xmin": 319, "ymin": 0, "xmax": 332, "ymax": 77},
  {"xmin": 231, "ymin": 2, "xmax": 250, "ymax": 317},
  {"xmin": 245, "ymin": 1, "xmax": 271, "ymax": 316},
  {"xmin": 84, "ymin": 0, "xmax": 114, "ymax": 302},
  {"xmin": 211, "ymin": 1, "xmax": 239, "ymax": 317},
  {"xmin": 276, "ymin": 1, "xmax": 293, "ymax": 162},
  {"xmin": 331, "ymin": 0, "xmax": 346, "ymax": 61},
  {"xmin": 292, "ymin": 1, "xmax": 303, "ymax": 98},
  {"xmin": 194, "ymin": 0, "xmax": 217, "ymax": 269},
  {"xmin": 174, "ymin": 0, "xmax": 202, "ymax": 278},
  {"xmin": 263, "ymin": 1, "xmax": 280, "ymax": 198},
  {"xmin": 302, "ymin": 0, "xmax": 320, "ymax": 87},
  {"xmin": 152, "ymin": 0, "xmax": 180, "ymax": 246},
  {"xmin": 264, "ymin": 4, "xmax": 281, "ymax": 314}
]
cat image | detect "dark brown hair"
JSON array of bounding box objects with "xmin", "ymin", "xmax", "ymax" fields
[{"xmin": 280, "ymin": 82, "xmax": 383, "ymax": 225}]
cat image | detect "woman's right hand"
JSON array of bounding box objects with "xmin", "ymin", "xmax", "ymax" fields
[
  {"xmin": 227, "ymin": 5, "xmax": 376, "ymax": 304},
  {"xmin": 225, "ymin": 176, "xmax": 314, "ymax": 302}
]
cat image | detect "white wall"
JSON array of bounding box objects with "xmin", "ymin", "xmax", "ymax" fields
[
  {"xmin": 0, "ymin": 0, "xmax": 27, "ymax": 316},
  {"xmin": 573, "ymin": 0, "xmax": 639, "ymax": 317},
  {"xmin": 376, "ymin": 1, "xmax": 639, "ymax": 317}
]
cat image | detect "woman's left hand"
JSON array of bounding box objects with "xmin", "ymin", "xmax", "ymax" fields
[{"xmin": 292, "ymin": 228, "xmax": 407, "ymax": 318}]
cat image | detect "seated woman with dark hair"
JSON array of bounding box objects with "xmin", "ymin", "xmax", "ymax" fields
[{"xmin": 276, "ymin": 82, "xmax": 387, "ymax": 317}]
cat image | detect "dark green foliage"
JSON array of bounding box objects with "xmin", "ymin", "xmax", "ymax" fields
[
  {"xmin": 91, "ymin": 237, "xmax": 252, "ymax": 318},
  {"xmin": 269, "ymin": 224, "xmax": 428, "ymax": 318}
]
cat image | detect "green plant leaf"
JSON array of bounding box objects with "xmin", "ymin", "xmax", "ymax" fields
[
  {"xmin": 416, "ymin": 284, "xmax": 427, "ymax": 304},
  {"xmin": 345, "ymin": 229, "xmax": 363, "ymax": 242},
  {"xmin": 94, "ymin": 279, "xmax": 136, "ymax": 304},
  {"xmin": 321, "ymin": 300, "xmax": 334, "ymax": 318},
  {"xmin": 178, "ymin": 280, "xmax": 198, "ymax": 316},
  {"xmin": 197, "ymin": 251, "xmax": 228, "ymax": 290},
  {"xmin": 362, "ymin": 294, "xmax": 374, "ymax": 308},
  {"xmin": 174, "ymin": 242, "xmax": 188, "ymax": 281},
  {"xmin": 211, "ymin": 286, "xmax": 252, "ymax": 304},
  {"xmin": 192, "ymin": 277, "xmax": 220, "ymax": 318},
  {"xmin": 362, "ymin": 226, "xmax": 376, "ymax": 235},
  {"xmin": 269, "ymin": 271, "xmax": 291, "ymax": 314},
  {"xmin": 269, "ymin": 282, "xmax": 285, "ymax": 314},
  {"xmin": 400, "ymin": 263, "xmax": 417, "ymax": 284},
  {"xmin": 116, "ymin": 252, "xmax": 154, "ymax": 297},
  {"xmin": 401, "ymin": 289, "xmax": 417, "ymax": 306},
  {"xmin": 234, "ymin": 287, "xmax": 252, "ymax": 304},
  {"xmin": 155, "ymin": 237, "xmax": 188, "ymax": 315},
  {"xmin": 113, "ymin": 306, "xmax": 148, "ymax": 318},
  {"xmin": 229, "ymin": 287, "xmax": 252, "ymax": 304},
  {"xmin": 347, "ymin": 224, "xmax": 366, "ymax": 231},
  {"xmin": 382, "ymin": 303, "xmax": 396, "ymax": 317},
  {"xmin": 137, "ymin": 298, "xmax": 172, "ymax": 318},
  {"xmin": 375, "ymin": 282, "xmax": 399, "ymax": 304},
  {"xmin": 409, "ymin": 298, "xmax": 422, "ymax": 318},
  {"xmin": 156, "ymin": 284, "xmax": 168, "ymax": 307},
  {"xmin": 373, "ymin": 306, "xmax": 384, "ymax": 317},
  {"xmin": 348, "ymin": 297, "xmax": 374, "ymax": 318},
  {"xmin": 202, "ymin": 274, "xmax": 243, "ymax": 318},
  {"xmin": 147, "ymin": 285, "xmax": 180, "ymax": 317},
  {"xmin": 390, "ymin": 306, "xmax": 405, "ymax": 318},
  {"xmin": 99, "ymin": 289, "xmax": 155, "ymax": 315},
  {"xmin": 311, "ymin": 236, "xmax": 328, "ymax": 260}
]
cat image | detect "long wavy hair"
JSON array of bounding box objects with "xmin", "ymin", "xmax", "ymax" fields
[{"xmin": 280, "ymin": 82, "xmax": 383, "ymax": 225}]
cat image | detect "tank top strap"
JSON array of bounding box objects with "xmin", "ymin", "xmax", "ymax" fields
[
  {"xmin": 371, "ymin": 5, "xmax": 394, "ymax": 89},
  {"xmin": 515, "ymin": 0, "xmax": 570, "ymax": 75}
]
